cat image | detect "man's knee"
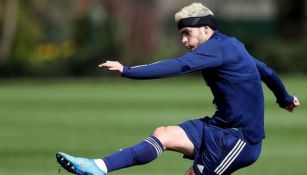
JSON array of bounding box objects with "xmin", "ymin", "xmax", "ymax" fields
[
  {"xmin": 152, "ymin": 126, "xmax": 174, "ymax": 147},
  {"xmin": 153, "ymin": 126, "xmax": 167, "ymax": 137},
  {"xmin": 184, "ymin": 167, "xmax": 195, "ymax": 175},
  {"xmin": 152, "ymin": 126, "xmax": 194, "ymax": 155},
  {"xmin": 152, "ymin": 126, "xmax": 185, "ymax": 148}
]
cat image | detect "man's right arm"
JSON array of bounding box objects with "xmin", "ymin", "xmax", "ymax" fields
[{"xmin": 254, "ymin": 58, "xmax": 300, "ymax": 111}]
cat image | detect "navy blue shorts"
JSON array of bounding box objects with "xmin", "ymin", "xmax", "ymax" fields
[{"xmin": 178, "ymin": 117, "xmax": 262, "ymax": 175}]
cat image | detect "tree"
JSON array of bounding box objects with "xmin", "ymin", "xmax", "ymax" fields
[
  {"xmin": 275, "ymin": 0, "xmax": 306, "ymax": 39},
  {"xmin": 0, "ymin": 0, "xmax": 19, "ymax": 63}
]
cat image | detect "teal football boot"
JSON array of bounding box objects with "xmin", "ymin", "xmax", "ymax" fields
[{"xmin": 56, "ymin": 152, "xmax": 106, "ymax": 175}]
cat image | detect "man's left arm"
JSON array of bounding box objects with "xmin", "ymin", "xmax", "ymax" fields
[
  {"xmin": 100, "ymin": 51, "xmax": 223, "ymax": 80},
  {"xmin": 254, "ymin": 59, "xmax": 300, "ymax": 112}
]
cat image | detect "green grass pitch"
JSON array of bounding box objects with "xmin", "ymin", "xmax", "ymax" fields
[{"xmin": 0, "ymin": 76, "xmax": 306, "ymax": 175}]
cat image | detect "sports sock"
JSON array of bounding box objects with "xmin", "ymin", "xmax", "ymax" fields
[
  {"xmin": 102, "ymin": 136, "xmax": 164, "ymax": 172},
  {"xmin": 94, "ymin": 159, "xmax": 108, "ymax": 173}
]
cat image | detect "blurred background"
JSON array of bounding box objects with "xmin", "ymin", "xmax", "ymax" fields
[
  {"xmin": 0, "ymin": 0, "xmax": 306, "ymax": 175},
  {"xmin": 0, "ymin": 0, "xmax": 306, "ymax": 77}
]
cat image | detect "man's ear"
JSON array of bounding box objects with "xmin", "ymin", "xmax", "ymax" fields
[
  {"xmin": 200, "ymin": 26, "xmax": 209, "ymax": 35},
  {"xmin": 204, "ymin": 26, "xmax": 210, "ymax": 34}
]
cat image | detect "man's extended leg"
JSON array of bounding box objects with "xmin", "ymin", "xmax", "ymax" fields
[
  {"xmin": 103, "ymin": 126, "xmax": 194, "ymax": 172},
  {"xmin": 56, "ymin": 126, "xmax": 194, "ymax": 174}
]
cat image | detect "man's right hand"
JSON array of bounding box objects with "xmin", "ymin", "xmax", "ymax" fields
[{"xmin": 284, "ymin": 96, "xmax": 300, "ymax": 112}]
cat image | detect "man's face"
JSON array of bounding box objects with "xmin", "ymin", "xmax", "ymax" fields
[{"xmin": 179, "ymin": 27, "xmax": 207, "ymax": 51}]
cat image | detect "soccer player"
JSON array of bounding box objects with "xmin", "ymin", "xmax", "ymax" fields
[{"xmin": 56, "ymin": 3, "xmax": 300, "ymax": 175}]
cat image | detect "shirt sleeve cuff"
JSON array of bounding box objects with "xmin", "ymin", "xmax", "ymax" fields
[
  {"xmin": 277, "ymin": 95, "xmax": 294, "ymax": 108},
  {"xmin": 121, "ymin": 66, "xmax": 129, "ymax": 77}
]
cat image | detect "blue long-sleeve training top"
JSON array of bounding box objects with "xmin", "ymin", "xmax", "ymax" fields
[{"xmin": 122, "ymin": 32, "xmax": 293, "ymax": 143}]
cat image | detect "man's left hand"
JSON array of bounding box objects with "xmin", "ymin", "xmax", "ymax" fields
[{"xmin": 99, "ymin": 60, "xmax": 124, "ymax": 75}]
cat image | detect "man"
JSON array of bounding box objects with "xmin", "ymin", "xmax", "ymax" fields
[{"xmin": 56, "ymin": 3, "xmax": 300, "ymax": 175}]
